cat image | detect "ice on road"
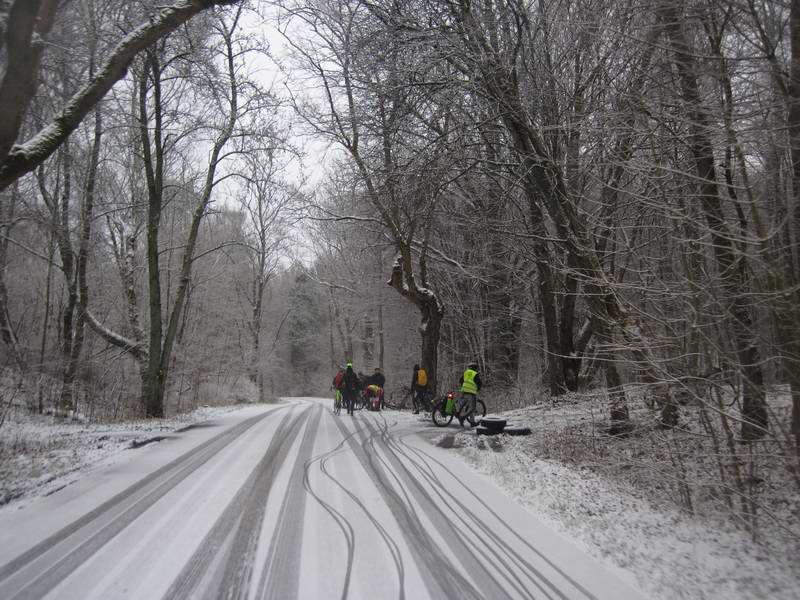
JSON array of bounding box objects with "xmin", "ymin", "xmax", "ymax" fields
[{"xmin": 0, "ymin": 398, "xmax": 647, "ymax": 600}]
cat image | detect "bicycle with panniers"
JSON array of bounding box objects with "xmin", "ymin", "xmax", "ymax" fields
[
  {"xmin": 431, "ymin": 391, "xmax": 486, "ymax": 427},
  {"xmin": 432, "ymin": 362, "xmax": 486, "ymax": 427}
]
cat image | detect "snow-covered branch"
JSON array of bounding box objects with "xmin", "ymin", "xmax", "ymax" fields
[{"xmin": 0, "ymin": 0, "xmax": 243, "ymax": 192}]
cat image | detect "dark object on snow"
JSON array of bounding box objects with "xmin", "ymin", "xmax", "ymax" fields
[
  {"xmin": 503, "ymin": 425, "xmax": 532, "ymax": 436},
  {"xmin": 130, "ymin": 435, "xmax": 168, "ymax": 448},
  {"xmin": 477, "ymin": 420, "xmax": 531, "ymax": 436},
  {"xmin": 479, "ymin": 417, "xmax": 507, "ymax": 434}
]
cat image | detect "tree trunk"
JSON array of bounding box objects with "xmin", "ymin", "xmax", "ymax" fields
[
  {"xmin": 389, "ymin": 256, "xmax": 443, "ymax": 395},
  {"xmin": 0, "ymin": 184, "xmax": 26, "ymax": 371},
  {"xmin": 140, "ymin": 52, "xmax": 166, "ymax": 418},
  {"xmin": 786, "ymin": 0, "xmax": 800, "ymax": 456},
  {"xmin": 38, "ymin": 237, "xmax": 55, "ymax": 413},
  {"xmin": 537, "ymin": 260, "xmax": 565, "ymax": 395},
  {"xmin": 419, "ymin": 298, "xmax": 443, "ymax": 396},
  {"xmin": 0, "ymin": 0, "xmax": 243, "ymax": 191},
  {"xmin": 659, "ymin": 1, "xmax": 767, "ymax": 440},
  {"xmin": 377, "ymin": 303, "xmax": 385, "ymax": 371},
  {"xmin": 61, "ymin": 79, "xmax": 102, "ymax": 416},
  {"xmin": 327, "ymin": 291, "xmax": 337, "ymax": 369},
  {"xmin": 559, "ymin": 266, "xmax": 581, "ymax": 392},
  {"xmin": 447, "ymin": 0, "xmax": 632, "ymax": 426},
  {"xmin": 151, "ymin": 10, "xmax": 241, "ymax": 416},
  {"xmin": 54, "ymin": 139, "xmax": 78, "ymax": 415}
]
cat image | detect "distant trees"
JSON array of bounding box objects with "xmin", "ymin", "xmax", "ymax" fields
[
  {"xmin": 286, "ymin": 270, "xmax": 323, "ymax": 393},
  {"xmin": 236, "ymin": 149, "xmax": 295, "ymax": 401},
  {"xmin": 279, "ymin": 0, "xmax": 450, "ymax": 393}
]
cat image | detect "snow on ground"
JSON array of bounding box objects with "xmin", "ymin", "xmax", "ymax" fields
[
  {"xmin": 1, "ymin": 397, "xmax": 798, "ymax": 600},
  {"xmin": 419, "ymin": 397, "xmax": 800, "ymax": 600},
  {"xmin": 0, "ymin": 405, "xmax": 242, "ymax": 507},
  {"xmin": 446, "ymin": 431, "xmax": 798, "ymax": 600}
]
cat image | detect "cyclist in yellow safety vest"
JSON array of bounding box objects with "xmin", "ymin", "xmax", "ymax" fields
[{"xmin": 458, "ymin": 363, "xmax": 482, "ymax": 427}]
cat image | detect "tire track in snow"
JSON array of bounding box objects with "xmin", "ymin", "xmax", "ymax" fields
[
  {"xmin": 298, "ymin": 411, "xmax": 366, "ymax": 600},
  {"xmin": 309, "ymin": 412, "xmax": 408, "ymax": 600},
  {"xmin": 165, "ymin": 404, "xmax": 309, "ymax": 600},
  {"xmin": 334, "ymin": 413, "xmax": 491, "ymax": 600},
  {"xmin": 386, "ymin": 416, "xmax": 603, "ymax": 600},
  {"xmin": 371, "ymin": 415, "xmax": 563, "ymax": 600},
  {"xmin": 254, "ymin": 404, "xmax": 324, "ymax": 600},
  {"xmin": 0, "ymin": 409, "xmax": 280, "ymax": 600}
]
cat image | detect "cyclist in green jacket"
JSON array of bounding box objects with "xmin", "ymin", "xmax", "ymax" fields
[{"xmin": 458, "ymin": 362, "xmax": 482, "ymax": 427}]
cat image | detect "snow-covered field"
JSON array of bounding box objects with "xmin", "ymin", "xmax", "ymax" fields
[{"xmin": 1, "ymin": 398, "xmax": 798, "ymax": 600}]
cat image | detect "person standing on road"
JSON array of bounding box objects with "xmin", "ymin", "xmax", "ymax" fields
[
  {"xmin": 458, "ymin": 362, "xmax": 482, "ymax": 426},
  {"xmin": 410, "ymin": 364, "xmax": 428, "ymax": 414},
  {"xmin": 331, "ymin": 366, "xmax": 345, "ymax": 412},
  {"xmin": 332, "ymin": 366, "xmax": 344, "ymax": 392},
  {"xmin": 343, "ymin": 363, "xmax": 360, "ymax": 415}
]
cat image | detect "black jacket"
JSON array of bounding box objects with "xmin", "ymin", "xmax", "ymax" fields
[
  {"xmin": 343, "ymin": 367, "xmax": 359, "ymax": 392},
  {"xmin": 368, "ymin": 372, "xmax": 386, "ymax": 388}
]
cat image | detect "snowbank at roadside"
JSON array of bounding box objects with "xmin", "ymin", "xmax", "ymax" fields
[
  {"xmin": 0, "ymin": 405, "xmax": 244, "ymax": 507},
  {"xmin": 425, "ymin": 404, "xmax": 800, "ymax": 600}
]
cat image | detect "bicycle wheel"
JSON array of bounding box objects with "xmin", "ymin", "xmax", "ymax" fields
[{"xmin": 431, "ymin": 399, "xmax": 454, "ymax": 427}]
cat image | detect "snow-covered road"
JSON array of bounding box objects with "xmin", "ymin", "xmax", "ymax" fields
[{"xmin": 0, "ymin": 398, "xmax": 647, "ymax": 600}]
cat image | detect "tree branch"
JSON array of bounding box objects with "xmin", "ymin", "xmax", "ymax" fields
[{"xmin": 0, "ymin": 0, "xmax": 242, "ymax": 192}]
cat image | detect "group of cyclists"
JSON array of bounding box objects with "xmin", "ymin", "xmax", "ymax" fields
[
  {"xmin": 332, "ymin": 361, "xmax": 482, "ymax": 426},
  {"xmin": 331, "ymin": 363, "xmax": 386, "ymax": 416}
]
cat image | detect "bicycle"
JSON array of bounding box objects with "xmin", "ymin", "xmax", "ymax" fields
[
  {"xmin": 352, "ymin": 390, "xmax": 367, "ymax": 411},
  {"xmin": 406, "ymin": 387, "xmax": 434, "ymax": 414},
  {"xmin": 432, "ymin": 392, "xmax": 486, "ymax": 427},
  {"xmin": 382, "ymin": 389, "xmax": 408, "ymax": 411}
]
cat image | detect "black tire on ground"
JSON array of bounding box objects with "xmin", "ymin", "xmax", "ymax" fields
[
  {"xmin": 432, "ymin": 400, "xmax": 454, "ymax": 427},
  {"xmin": 476, "ymin": 426, "xmax": 500, "ymax": 436},
  {"xmin": 479, "ymin": 416, "xmax": 507, "ymax": 433},
  {"xmin": 504, "ymin": 425, "xmax": 532, "ymax": 436}
]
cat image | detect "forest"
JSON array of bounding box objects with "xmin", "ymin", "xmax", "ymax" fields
[{"xmin": 1, "ymin": 0, "xmax": 799, "ymax": 541}]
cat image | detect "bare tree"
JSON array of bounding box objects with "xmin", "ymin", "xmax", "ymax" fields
[{"xmin": 237, "ymin": 150, "xmax": 293, "ymax": 400}]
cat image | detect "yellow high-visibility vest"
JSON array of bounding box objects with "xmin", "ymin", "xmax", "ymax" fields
[{"xmin": 461, "ymin": 369, "xmax": 478, "ymax": 395}]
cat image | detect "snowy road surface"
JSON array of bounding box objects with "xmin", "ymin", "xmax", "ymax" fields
[{"xmin": 0, "ymin": 398, "xmax": 646, "ymax": 600}]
